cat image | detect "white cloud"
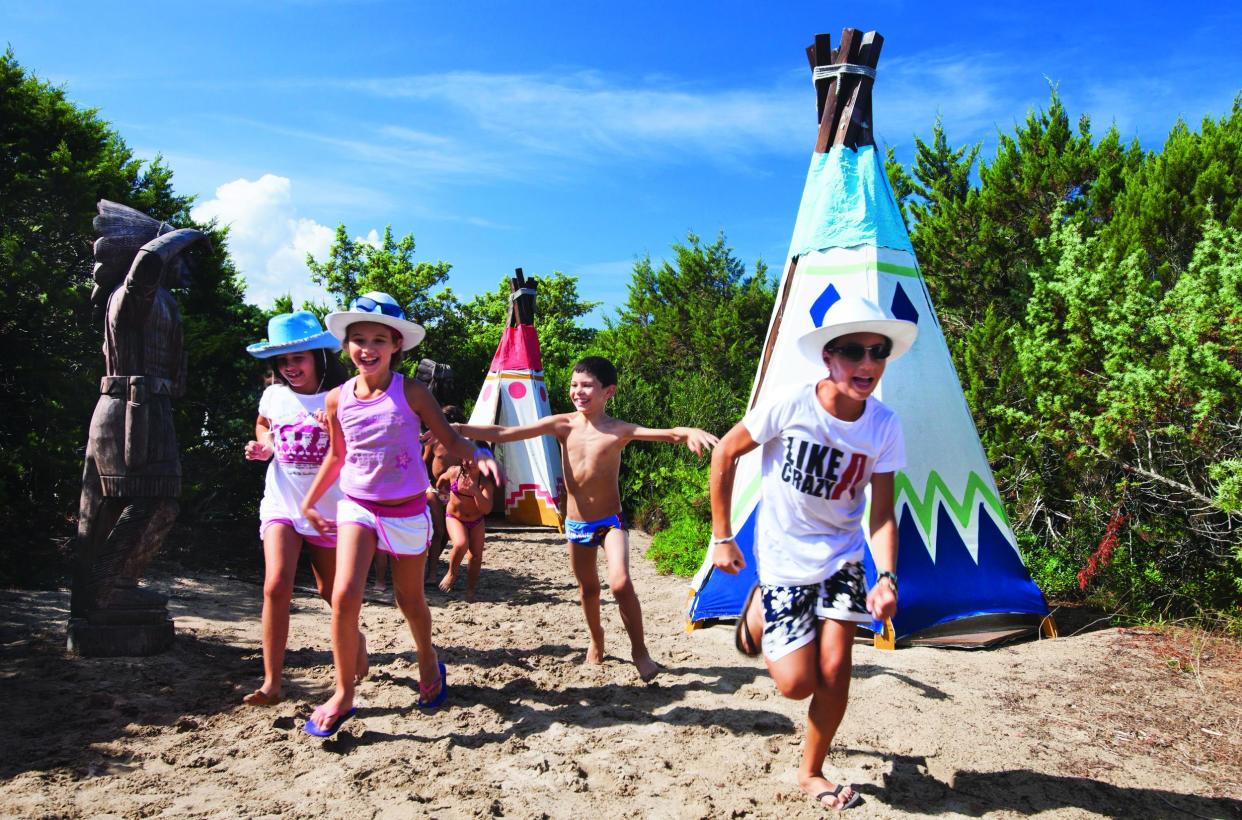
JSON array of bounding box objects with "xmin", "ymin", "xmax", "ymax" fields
[
  {"xmin": 355, "ymin": 70, "xmax": 799, "ymax": 161},
  {"xmin": 191, "ymin": 174, "xmax": 341, "ymax": 308},
  {"xmin": 874, "ymin": 52, "xmax": 1026, "ymax": 148}
]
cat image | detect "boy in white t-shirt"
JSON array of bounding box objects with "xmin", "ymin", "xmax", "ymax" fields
[{"xmin": 709, "ymin": 297, "xmax": 917, "ymax": 812}]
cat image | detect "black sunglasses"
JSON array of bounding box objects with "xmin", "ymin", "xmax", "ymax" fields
[
  {"xmin": 353, "ymin": 296, "xmax": 404, "ymax": 318},
  {"xmin": 825, "ymin": 341, "xmax": 893, "ymax": 362}
]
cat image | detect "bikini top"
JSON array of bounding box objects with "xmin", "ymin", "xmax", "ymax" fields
[{"xmin": 450, "ymin": 476, "xmax": 475, "ymax": 499}]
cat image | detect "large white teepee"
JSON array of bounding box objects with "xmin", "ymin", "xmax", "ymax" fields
[
  {"xmin": 688, "ymin": 28, "xmax": 1052, "ymax": 647},
  {"xmin": 469, "ymin": 269, "xmax": 564, "ymax": 528}
]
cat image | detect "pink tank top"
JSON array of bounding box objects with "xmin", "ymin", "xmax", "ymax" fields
[{"xmin": 337, "ymin": 372, "xmax": 430, "ymax": 501}]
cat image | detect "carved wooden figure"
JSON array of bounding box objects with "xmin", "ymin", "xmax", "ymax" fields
[{"xmin": 68, "ymin": 200, "xmax": 210, "ymax": 656}]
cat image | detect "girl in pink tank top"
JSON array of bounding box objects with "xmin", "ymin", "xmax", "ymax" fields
[{"xmin": 299, "ymin": 292, "xmax": 501, "ymax": 737}]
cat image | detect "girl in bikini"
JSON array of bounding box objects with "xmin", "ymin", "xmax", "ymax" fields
[
  {"xmin": 422, "ymin": 405, "xmax": 465, "ymax": 581},
  {"xmin": 436, "ymin": 455, "xmax": 495, "ymax": 602}
]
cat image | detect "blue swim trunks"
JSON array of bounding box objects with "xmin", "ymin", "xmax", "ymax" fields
[{"xmin": 565, "ymin": 514, "xmax": 624, "ymax": 548}]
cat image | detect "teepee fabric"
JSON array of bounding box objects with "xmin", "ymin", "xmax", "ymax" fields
[
  {"xmin": 469, "ymin": 271, "xmax": 564, "ymax": 527},
  {"xmin": 688, "ymin": 29, "xmax": 1049, "ymax": 645}
]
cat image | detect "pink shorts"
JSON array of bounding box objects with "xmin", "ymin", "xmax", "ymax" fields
[{"xmin": 260, "ymin": 518, "xmax": 335, "ymax": 549}]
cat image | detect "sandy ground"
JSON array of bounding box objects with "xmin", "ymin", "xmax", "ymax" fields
[{"xmin": 2, "ymin": 526, "xmax": 1239, "ymax": 819}]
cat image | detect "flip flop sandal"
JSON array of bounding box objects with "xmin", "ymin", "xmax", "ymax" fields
[
  {"xmin": 302, "ymin": 706, "xmax": 356, "ymax": 738},
  {"xmin": 416, "ymin": 661, "xmax": 448, "ymax": 710},
  {"xmin": 734, "ymin": 583, "xmax": 763, "ymax": 657},
  {"xmin": 814, "ymin": 784, "xmax": 863, "ymax": 811},
  {"xmin": 242, "ymin": 689, "xmax": 281, "ymax": 706}
]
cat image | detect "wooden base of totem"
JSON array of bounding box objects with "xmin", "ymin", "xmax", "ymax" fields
[{"xmin": 67, "ymin": 610, "xmax": 175, "ymax": 657}]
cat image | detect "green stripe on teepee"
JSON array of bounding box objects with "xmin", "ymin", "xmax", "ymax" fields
[
  {"xmin": 799, "ymin": 260, "xmax": 920, "ymax": 278},
  {"xmin": 732, "ymin": 472, "xmax": 763, "ymax": 521},
  {"xmin": 894, "ymin": 470, "xmax": 1012, "ymax": 532}
]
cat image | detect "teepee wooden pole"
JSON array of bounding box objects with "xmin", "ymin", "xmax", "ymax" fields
[
  {"xmin": 811, "ymin": 27, "xmax": 883, "ymax": 152},
  {"xmin": 813, "ymin": 28, "xmax": 859, "ymax": 152}
]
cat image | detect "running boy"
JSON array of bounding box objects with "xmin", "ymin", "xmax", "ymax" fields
[
  {"xmin": 457, "ymin": 356, "xmax": 717, "ymax": 681},
  {"xmin": 709, "ymin": 297, "xmax": 916, "ymax": 811}
]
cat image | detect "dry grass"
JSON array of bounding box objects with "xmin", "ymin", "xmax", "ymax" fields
[{"xmin": 1058, "ymin": 625, "xmax": 1242, "ymax": 799}]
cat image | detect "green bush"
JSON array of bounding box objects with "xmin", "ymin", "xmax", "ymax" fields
[
  {"xmin": 644, "ymin": 461, "xmax": 712, "ymax": 576},
  {"xmin": 647, "ymin": 513, "xmax": 711, "ymax": 577}
]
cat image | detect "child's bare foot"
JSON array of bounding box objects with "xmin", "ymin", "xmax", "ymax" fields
[
  {"xmin": 583, "ymin": 642, "xmax": 605, "ymax": 666},
  {"xmin": 355, "ymin": 633, "xmax": 369, "ymax": 684},
  {"xmin": 465, "ymin": 588, "xmax": 477, "ymax": 603},
  {"xmin": 243, "ymin": 687, "xmax": 280, "ymax": 706},
  {"xmin": 438, "ymin": 571, "xmax": 456, "ymax": 593},
  {"xmin": 800, "ymin": 774, "xmax": 862, "ymax": 811},
  {"xmin": 634, "ymin": 653, "xmax": 661, "ymax": 683}
]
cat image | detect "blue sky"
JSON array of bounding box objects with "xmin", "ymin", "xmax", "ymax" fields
[{"xmin": 5, "ymin": 1, "xmax": 1240, "ymax": 323}]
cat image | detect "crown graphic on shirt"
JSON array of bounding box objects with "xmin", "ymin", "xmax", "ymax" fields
[{"xmin": 276, "ymin": 425, "xmax": 329, "ymax": 465}]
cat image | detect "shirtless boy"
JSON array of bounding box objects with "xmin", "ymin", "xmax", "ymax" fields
[{"xmin": 457, "ymin": 356, "xmax": 717, "ymax": 681}]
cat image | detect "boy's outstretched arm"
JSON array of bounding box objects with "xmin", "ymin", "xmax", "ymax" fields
[
  {"xmin": 629, "ymin": 425, "xmax": 720, "ymax": 456},
  {"xmin": 457, "ymin": 414, "xmax": 569, "ymax": 444},
  {"xmin": 709, "ymin": 422, "xmax": 759, "ymax": 574},
  {"xmin": 405, "ymin": 380, "xmax": 503, "ymax": 484}
]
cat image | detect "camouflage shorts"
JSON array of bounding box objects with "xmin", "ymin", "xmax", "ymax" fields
[{"xmin": 760, "ymin": 561, "xmax": 869, "ymax": 661}]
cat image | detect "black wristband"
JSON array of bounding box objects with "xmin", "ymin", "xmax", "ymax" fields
[{"xmin": 877, "ymin": 571, "xmax": 898, "ymax": 594}]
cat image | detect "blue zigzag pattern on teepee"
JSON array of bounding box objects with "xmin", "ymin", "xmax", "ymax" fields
[
  {"xmin": 864, "ymin": 504, "xmax": 1048, "ymax": 639},
  {"xmin": 687, "ymin": 504, "xmax": 760, "ymax": 622}
]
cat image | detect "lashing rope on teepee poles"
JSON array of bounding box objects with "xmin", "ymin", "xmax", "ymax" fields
[{"xmin": 811, "ymin": 63, "xmax": 876, "ymax": 84}]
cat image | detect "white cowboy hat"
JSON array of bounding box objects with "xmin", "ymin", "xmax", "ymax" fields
[
  {"xmin": 796, "ymin": 296, "xmax": 918, "ymax": 367},
  {"xmin": 246, "ymin": 310, "xmax": 340, "ymax": 358},
  {"xmin": 325, "ymin": 292, "xmax": 425, "ymax": 351}
]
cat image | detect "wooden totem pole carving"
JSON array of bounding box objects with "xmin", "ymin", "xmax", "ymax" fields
[{"xmin": 68, "ymin": 200, "xmax": 210, "ymax": 656}]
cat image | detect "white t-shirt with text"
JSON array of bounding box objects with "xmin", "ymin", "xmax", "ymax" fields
[
  {"xmin": 257, "ymin": 384, "xmax": 342, "ymax": 537},
  {"xmin": 742, "ymin": 382, "xmax": 905, "ymax": 586}
]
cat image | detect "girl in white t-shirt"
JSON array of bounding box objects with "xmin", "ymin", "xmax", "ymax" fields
[
  {"xmin": 242, "ymin": 311, "xmax": 363, "ymax": 706},
  {"xmin": 709, "ymin": 297, "xmax": 917, "ymax": 812}
]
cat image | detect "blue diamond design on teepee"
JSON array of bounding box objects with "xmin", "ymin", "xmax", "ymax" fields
[
  {"xmin": 890, "ymin": 282, "xmax": 919, "ymax": 324},
  {"xmin": 809, "ymin": 284, "xmax": 841, "ymax": 328}
]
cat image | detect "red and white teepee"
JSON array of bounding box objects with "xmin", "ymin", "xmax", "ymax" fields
[{"xmin": 468, "ymin": 269, "xmax": 565, "ymax": 527}]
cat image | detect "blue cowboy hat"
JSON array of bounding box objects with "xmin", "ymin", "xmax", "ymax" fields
[
  {"xmin": 325, "ymin": 291, "xmax": 425, "ymax": 350},
  {"xmin": 246, "ymin": 311, "xmax": 341, "ymax": 359}
]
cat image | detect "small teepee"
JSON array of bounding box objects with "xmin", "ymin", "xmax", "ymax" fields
[
  {"xmin": 468, "ymin": 269, "xmax": 564, "ymax": 527},
  {"xmin": 687, "ymin": 28, "xmax": 1054, "ymax": 647}
]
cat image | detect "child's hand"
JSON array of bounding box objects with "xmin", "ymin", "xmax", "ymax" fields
[
  {"xmin": 866, "ymin": 579, "xmax": 897, "ymax": 620},
  {"xmin": 244, "ymin": 439, "xmax": 274, "ymax": 461},
  {"xmin": 303, "ymin": 507, "xmax": 337, "ymax": 538},
  {"xmin": 711, "ymin": 539, "xmax": 745, "ymax": 574},
  {"xmin": 312, "ymin": 408, "xmax": 328, "ymax": 426},
  {"xmin": 472, "ymin": 448, "xmax": 504, "ymax": 485},
  {"xmin": 683, "ymin": 428, "xmax": 720, "ymax": 456}
]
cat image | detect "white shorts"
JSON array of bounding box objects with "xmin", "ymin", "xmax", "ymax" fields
[{"xmin": 336, "ymin": 498, "xmax": 431, "ymax": 557}]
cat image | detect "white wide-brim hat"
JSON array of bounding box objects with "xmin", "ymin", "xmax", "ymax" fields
[
  {"xmin": 796, "ymin": 296, "xmax": 919, "ymax": 367},
  {"xmin": 325, "ymin": 291, "xmax": 425, "ymax": 351}
]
